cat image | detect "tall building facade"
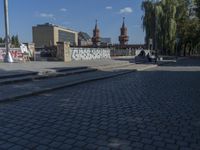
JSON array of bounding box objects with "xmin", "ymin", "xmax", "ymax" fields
[
  {"xmin": 92, "ymin": 20, "xmax": 101, "ymax": 46},
  {"xmin": 32, "ymin": 23, "xmax": 78, "ymax": 48},
  {"xmin": 119, "ymin": 17, "xmax": 129, "ymax": 46}
]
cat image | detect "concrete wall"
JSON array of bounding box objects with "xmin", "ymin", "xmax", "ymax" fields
[
  {"xmin": 71, "ymin": 48, "xmax": 110, "ymax": 61},
  {"xmin": 55, "ymin": 42, "xmax": 110, "ymax": 61},
  {"xmin": 110, "ymin": 49, "xmax": 135, "ymax": 57},
  {"xmin": 57, "ymin": 42, "xmax": 71, "ymax": 62}
]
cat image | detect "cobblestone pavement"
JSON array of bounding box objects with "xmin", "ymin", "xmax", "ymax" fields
[
  {"xmin": 0, "ymin": 64, "xmax": 156, "ymax": 102},
  {"xmin": 0, "ymin": 58, "xmax": 200, "ymax": 150}
]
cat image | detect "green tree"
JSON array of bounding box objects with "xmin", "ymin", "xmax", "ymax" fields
[
  {"xmin": 175, "ymin": 0, "xmax": 200, "ymax": 56},
  {"xmin": 11, "ymin": 35, "xmax": 20, "ymax": 47},
  {"xmin": 142, "ymin": 0, "xmax": 178, "ymax": 55},
  {"xmin": 11, "ymin": 35, "xmax": 15, "ymax": 47},
  {"xmin": 181, "ymin": 19, "xmax": 200, "ymax": 55},
  {"xmin": 141, "ymin": 1, "xmax": 155, "ymax": 49},
  {"xmin": 196, "ymin": 0, "xmax": 200, "ymax": 18},
  {"xmin": 157, "ymin": 0, "xmax": 177, "ymax": 55},
  {"xmin": 14, "ymin": 35, "xmax": 20, "ymax": 47},
  {"xmin": 0, "ymin": 37, "xmax": 3, "ymax": 43},
  {"xmin": 176, "ymin": 0, "xmax": 190, "ymax": 56},
  {"xmin": 142, "ymin": 0, "xmax": 200, "ymax": 56}
]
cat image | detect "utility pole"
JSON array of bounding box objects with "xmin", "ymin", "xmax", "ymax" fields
[{"xmin": 4, "ymin": 0, "xmax": 13, "ymax": 63}]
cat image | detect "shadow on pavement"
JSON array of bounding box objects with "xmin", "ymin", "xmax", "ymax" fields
[
  {"xmin": 112, "ymin": 57, "xmax": 135, "ymax": 64},
  {"xmin": 0, "ymin": 60, "xmax": 200, "ymax": 150}
]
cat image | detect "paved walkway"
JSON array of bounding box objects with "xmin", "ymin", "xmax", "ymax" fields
[
  {"xmin": 0, "ymin": 63, "xmax": 156, "ymax": 102},
  {"xmin": 0, "ymin": 58, "xmax": 199, "ymax": 150},
  {"xmin": 0, "ymin": 57, "xmax": 134, "ymax": 76}
]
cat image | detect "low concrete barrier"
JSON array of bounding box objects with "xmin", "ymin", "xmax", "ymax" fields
[
  {"xmin": 56, "ymin": 42, "xmax": 111, "ymax": 62},
  {"xmin": 71, "ymin": 48, "xmax": 110, "ymax": 61},
  {"xmin": 110, "ymin": 49, "xmax": 135, "ymax": 56}
]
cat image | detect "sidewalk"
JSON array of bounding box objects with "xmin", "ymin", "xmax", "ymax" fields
[
  {"xmin": 0, "ymin": 57, "xmax": 133, "ymax": 77},
  {"xmin": 0, "ymin": 57, "xmax": 157, "ymax": 103}
]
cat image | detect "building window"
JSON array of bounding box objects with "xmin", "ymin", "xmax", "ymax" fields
[{"xmin": 58, "ymin": 30, "xmax": 76, "ymax": 46}]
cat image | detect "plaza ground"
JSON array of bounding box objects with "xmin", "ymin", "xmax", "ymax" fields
[{"xmin": 0, "ymin": 57, "xmax": 200, "ymax": 150}]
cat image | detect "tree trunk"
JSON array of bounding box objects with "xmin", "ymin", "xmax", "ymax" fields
[
  {"xmin": 177, "ymin": 41, "xmax": 182, "ymax": 56},
  {"xmin": 162, "ymin": 35, "xmax": 166, "ymax": 55},
  {"xmin": 183, "ymin": 43, "xmax": 187, "ymax": 56}
]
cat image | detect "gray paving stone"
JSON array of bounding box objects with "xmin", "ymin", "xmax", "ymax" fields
[
  {"xmin": 152, "ymin": 135, "xmax": 163, "ymax": 141},
  {"xmin": 119, "ymin": 145, "xmax": 133, "ymax": 150},
  {"xmin": 132, "ymin": 142, "xmax": 143, "ymax": 148},
  {"xmin": 75, "ymin": 135, "xmax": 87, "ymax": 141},
  {"xmin": 74, "ymin": 141, "xmax": 87, "ymax": 147},
  {"xmin": 141, "ymin": 138, "xmax": 152, "ymax": 145},
  {"xmin": 59, "ymin": 144, "xmax": 73, "ymax": 150},
  {"xmin": 21, "ymin": 134, "xmax": 34, "ymax": 140},
  {"xmin": 153, "ymin": 141, "xmax": 165, "ymax": 148},
  {"xmin": 0, "ymin": 143, "xmax": 15, "ymax": 149},
  {"xmin": 84, "ymin": 144, "xmax": 98, "ymax": 150},
  {"xmin": 97, "ymin": 146, "xmax": 110, "ymax": 150},
  {"xmin": 38, "ymin": 138, "xmax": 52, "ymax": 145},
  {"xmin": 143, "ymin": 144, "xmax": 156, "ymax": 150},
  {"xmin": 35, "ymin": 145, "xmax": 49, "ymax": 150},
  {"xmin": 8, "ymin": 145, "xmax": 24, "ymax": 150},
  {"xmin": 166, "ymin": 143, "xmax": 179, "ymax": 150},
  {"xmin": 8, "ymin": 137, "xmax": 20, "ymax": 143},
  {"xmin": 64, "ymin": 139, "xmax": 76, "ymax": 145},
  {"xmin": 54, "ymin": 136, "xmax": 66, "ymax": 142},
  {"xmin": 179, "ymin": 147, "xmax": 192, "ymax": 150},
  {"xmin": 24, "ymin": 142, "xmax": 38, "ymax": 149},
  {"xmin": 69, "ymin": 147, "xmax": 82, "ymax": 150},
  {"xmin": 0, "ymin": 58, "xmax": 200, "ymax": 149},
  {"xmin": 49, "ymin": 141, "xmax": 62, "ymax": 148}
]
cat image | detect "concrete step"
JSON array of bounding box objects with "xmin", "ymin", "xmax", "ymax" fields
[
  {"xmin": 0, "ymin": 63, "xmax": 157, "ymax": 103},
  {"xmin": 0, "ymin": 62, "xmax": 131, "ymax": 85},
  {"xmin": 0, "ymin": 71, "xmax": 38, "ymax": 79},
  {"xmin": 0, "ymin": 69, "xmax": 136, "ymax": 103},
  {"xmin": 49, "ymin": 66, "xmax": 89, "ymax": 73},
  {"xmin": 0, "ymin": 68, "xmax": 97, "ymax": 85},
  {"xmin": 0, "ymin": 66, "xmax": 89, "ymax": 80}
]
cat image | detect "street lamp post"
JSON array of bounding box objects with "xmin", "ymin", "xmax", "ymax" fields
[{"xmin": 4, "ymin": 0, "xmax": 13, "ymax": 63}]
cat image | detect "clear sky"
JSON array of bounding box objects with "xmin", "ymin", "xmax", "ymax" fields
[{"xmin": 0, "ymin": 0, "xmax": 145, "ymax": 44}]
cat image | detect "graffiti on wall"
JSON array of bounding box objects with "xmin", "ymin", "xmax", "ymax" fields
[
  {"xmin": 71, "ymin": 48, "xmax": 110, "ymax": 61},
  {"xmin": 0, "ymin": 44, "xmax": 33, "ymax": 61},
  {"xmin": 0, "ymin": 48, "xmax": 23, "ymax": 61}
]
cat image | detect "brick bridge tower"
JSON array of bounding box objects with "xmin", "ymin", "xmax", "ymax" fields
[
  {"xmin": 119, "ymin": 17, "xmax": 129, "ymax": 46},
  {"xmin": 92, "ymin": 20, "xmax": 101, "ymax": 47}
]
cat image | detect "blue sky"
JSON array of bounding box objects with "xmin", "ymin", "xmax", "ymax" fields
[{"xmin": 0, "ymin": 0, "xmax": 145, "ymax": 44}]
